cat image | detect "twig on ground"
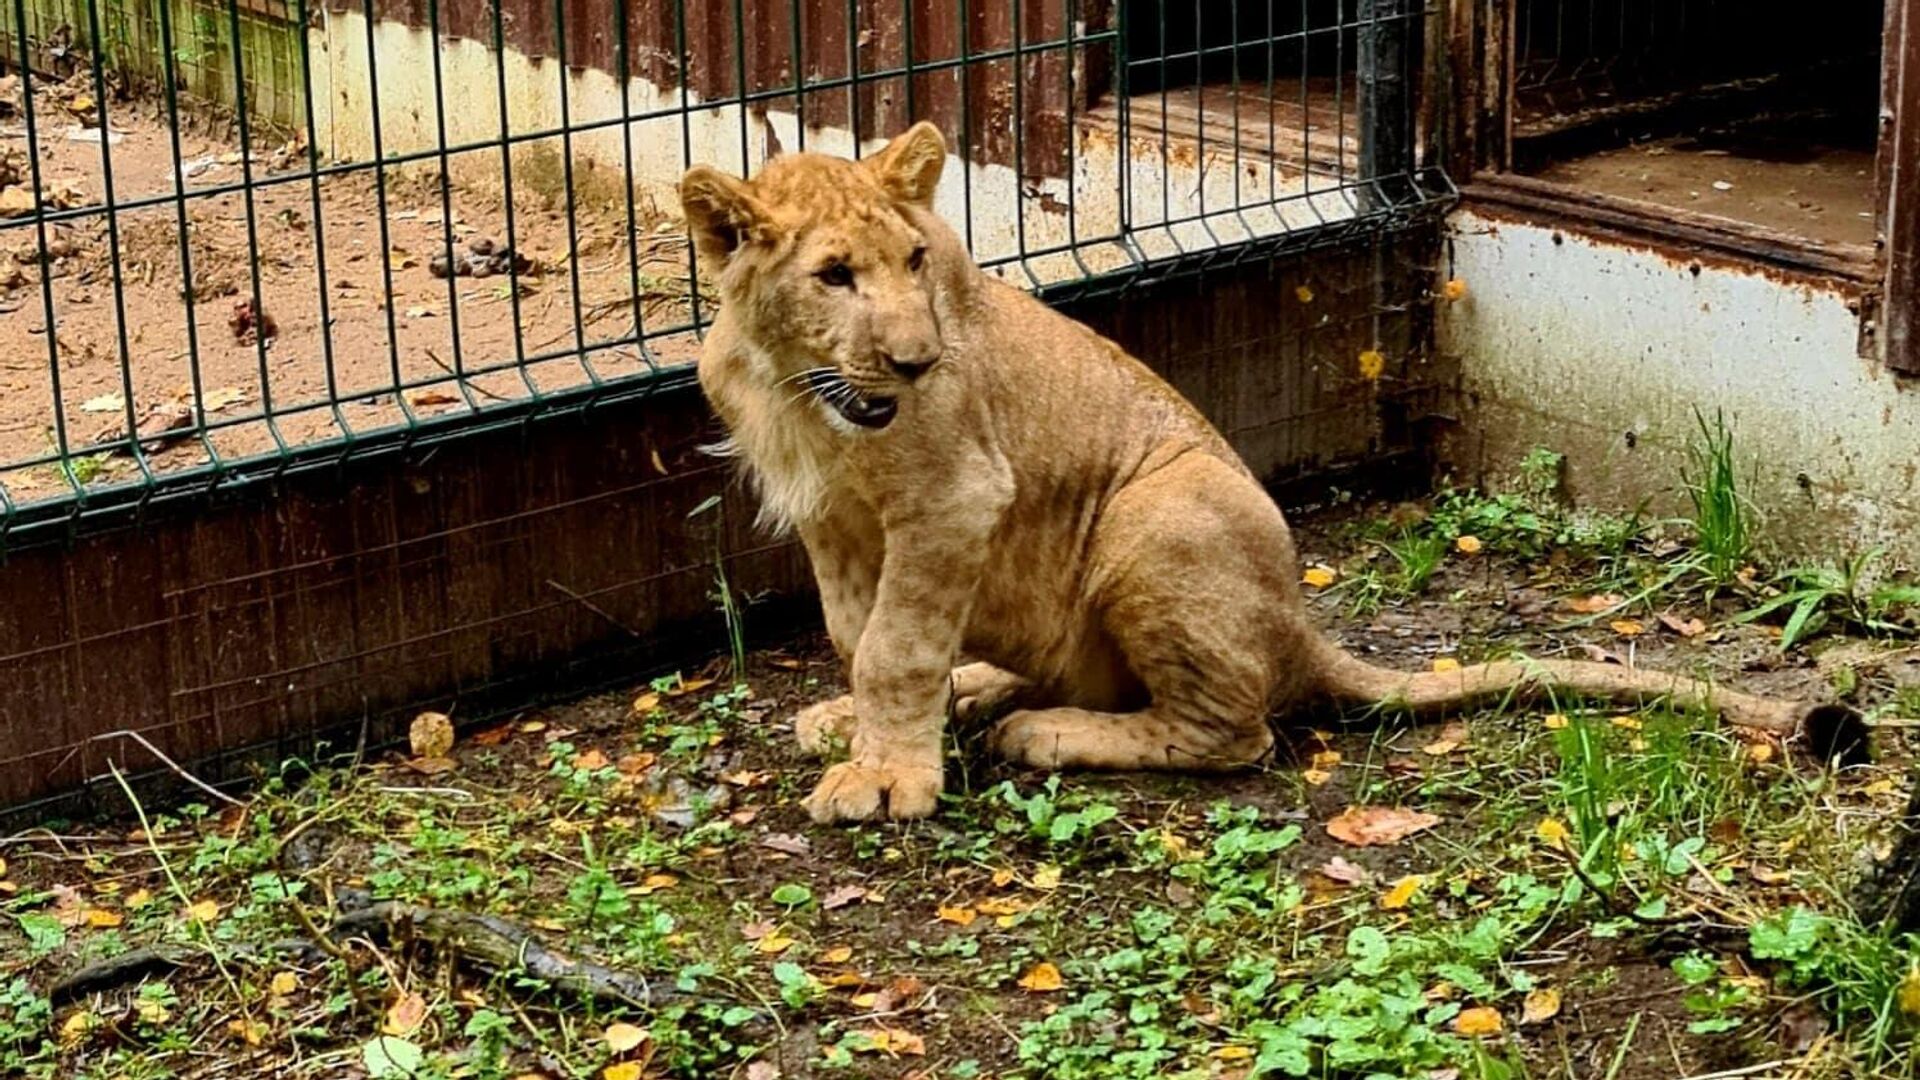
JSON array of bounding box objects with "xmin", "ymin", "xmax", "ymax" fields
[
  {"xmin": 91, "ymin": 729, "xmax": 245, "ymax": 808},
  {"xmin": 423, "ymin": 348, "xmax": 510, "ymax": 401}
]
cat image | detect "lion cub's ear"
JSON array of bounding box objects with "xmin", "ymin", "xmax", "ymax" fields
[
  {"xmin": 678, "ymin": 165, "xmax": 776, "ymax": 267},
  {"xmin": 867, "ymin": 121, "xmax": 948, "ymax": 206}
]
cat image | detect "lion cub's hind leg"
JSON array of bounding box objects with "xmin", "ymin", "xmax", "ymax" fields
[
  {"xmin": 990, "ymin": 705, "xmax": 1273, "ymax": 772},
  {"xmin": 989, "ymin": 450, "xmax": 1295, "ymax": 774},
  {"xmin": 791, "ymin": 663, "xmax": 1032, "ymax": 759},
  {"xmin": 793, "ymin": 694, "xmax": 858, "ymax": 758},
  {"xmin": 951, "ymin": 662, "xmax": 1036, "ymax": 726}
]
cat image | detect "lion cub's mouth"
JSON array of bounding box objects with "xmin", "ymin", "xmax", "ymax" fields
[{"xmin": 807, "ymin": 370, "xmax": 898, "ymax": 431}]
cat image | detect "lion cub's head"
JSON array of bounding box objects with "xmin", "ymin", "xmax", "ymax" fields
[{"xmin": 678, "ymin": 123, "xmax": 954, "ymax": 433}]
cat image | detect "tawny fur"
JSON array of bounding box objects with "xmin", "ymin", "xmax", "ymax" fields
[{"xmin": 679, "ymin": 123, "xmax": 1853, "ymax": 824}]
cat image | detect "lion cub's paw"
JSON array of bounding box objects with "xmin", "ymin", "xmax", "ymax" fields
[
  {"xmin": 803, "ymin": 761, "xmax": 943, "ymax": 823},
  {"xmin": 792, "ymin": 695, "xmax": 858, "ymax": 758}
]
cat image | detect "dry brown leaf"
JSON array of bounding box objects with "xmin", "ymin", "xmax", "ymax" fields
[
  {"xmin": 669, "ymin": 677, "xmax": 716, "ymax": 696},
  {"xmin": 818, "ymin": 946, "xmax": 854, "ymax": 964},
  {"xmin": 1453, "ymin": 1006, "xmax": 1504, "ymax": 1037},
  {"xmin": 1566, "ymin": 593, "xmax": 1625, "ymax": 614},
  {"xmin": 1325, "ymin": 806, "xmax": 1441, "ymax": 847},
  {"xmin": 1420, "ymin": 721, "xmax": 1469, "ymax": 756},
  {"xmin": 852, "ymin": 1028, "xmax": 926, "ymax": 1055},
  {"xmin": 409, "ymin": 712, "xmax": 454, "ymax": 759},
  {"xmin": 1521, "ymin": 987, "xmax": 1562, "ymax": 1025},
  {"xmin": 822, "ymin": 884, "xmax": 869, "ymax": 910},
  {"xmin": 1017, "ymin": 962, "xmax": 1065, "ymax": 992},
  {"xmin": 383, "ymin": 991, "xmax": 427, "ymax": 1036},
  {"xmin": 572, "ymin": 748, "xmax": 610, "ymax": 771},
  {"xmin": 1455, "ymin": 534, "xmax": 1483, "ymax": 554},
  {"xmin": 759, "ymin": 833, "xmax": 812, "ymax": 857},
  {"xmin": 1318, "ymin": 856, "xmax": 1375, "ymax": 886},
  {"xmin": 1658, "ymin": 612, "xmax": 1708, "ymax": 638},
  {"xmin": 407, "ymin": 389, "xmax": 462, "ymax": 408},
  {"xmin": 405, "ymin": 756, "xmax": 457, "ymax": 776},
  {"xmin": 469, "ymin": 724, "xmax": 514, "ymax": 747}
]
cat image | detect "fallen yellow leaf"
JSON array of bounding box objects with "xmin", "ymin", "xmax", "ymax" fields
[
  {"xmin": 1442, "ymin": 278, "xmax": 1468, "ymax": 302},
  {"xmin": 852, "ymin": 1027, "xmax": 926, "ymax": 1055},
  {"xmin": 1017, "ymin": 962, "xmax": 1065, "ymax": 992},
  {"xmin": 1380, "ymin": 874, "xmax": 1423, "ymax": 910},
  {"xmin": 1295, "ymin": 284, "xmax": 1315, "ymax": 303},
  {"xmin": 756, "ymin": 933, "xmax": 796, "ymax": 954},
  {"xmin": 1215, "ymin": 1045, "xmax": 1256, "ymax": 1061},
  {"xmin": 637, "ymin": 873, "xmax": 678, "ymax": 894},
  {"xmin": 1358, "ymin": 349, "xmax": 1386, "ymax": 381},
  {"xmin": 819, "ymin": 945, "xmax": 854, "ymax": 964},
  {"xmin": 1302, "ymin": 768, "xmax": 1332, "ymax": 786},
  {"xmin": 1310, "ymin": 749, "xmax": 1342, "ymax": 770},
  {"xmin": 1031, "ymin": 865, "xmax": 1062, "ymax": 890},
  {"xmin": 1454, "ymin": 1006, "xmax": 1504, "ymax": 1037},
  {"xmin": 1536, "ymin": 818, "xmax": 1571, "ymax": 849},
  {"xmin": 572, "ymin": 748, "xmax": 610, "ymax": 771},
  {"xmin": 604, "ymin": 1064, "xmax": 644, "ymax": 1080},
  {"xmin": 936, "ymin": 905, "xmax": 978, "ymax": 927},
  {"xmin": 990, "ymin": 868, "xmax": 1016, "ymax": 887},
  {"xmin": 604, "ymin": 1021, "xmax": 649, "ymax": 1053},
  {"xmin": 1543, "ymin": 713, "xmax": 1570, "ymax": 730},
  {"xmin": 59, "ymin": 1011, "xmax": 95, "ymax": 1047},
  {"xmin": 82, "ymin": 908, "xmax": 122, "ymax": 929},
  {"xmin": 270, "ymin": 971, "xmax": 299, "ymax": 996},
  {"xmin": 1431, "ymin": 657, "xmax": 1462, "ymax": 673},
  {"xmin": 1301, "ymin": 566, "xmax": 1337, "ymax": 589},
  {"xmin": 1899, "ymin": 966, "xmax": 1920, "ymax": 1016},
  {"xmin": 184, "ymin": 899, "xmax": 221, "ymax": 924},
  {"xmin": 1611, "ymin": 716, "xmax": 1643, "ymax": 731},
  {"xmin": 1455, "ymin": 534, "xmax": 1483, "ymax": 554},
  {"xmin": 1610, "ymin": 619, "xmax": 1646, "ymax": 637},
  {"xmin": 227, "ymin": 1017, "xmax": 268, "ymax": 1045},
  {"xmin": 976, "ymin": 897, "xmax": 1026, "ymax": 917},
  {"xmin": 1521, "ymin": 987, "xmax": 1562, "ymax": 1025},
  {"xmin": 631, "ymin": 692, "xmax": 661, "ymax": 714}
]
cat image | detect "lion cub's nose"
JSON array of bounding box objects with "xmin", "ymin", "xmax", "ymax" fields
[{"xmin": 885, "ymin": 353, "xmax": 938, "ymax": 381}]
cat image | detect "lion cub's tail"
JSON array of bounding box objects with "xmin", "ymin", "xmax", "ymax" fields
[{"xmin": 1307, "ymin": 637, "xmax": 1867, "ymax": 763}]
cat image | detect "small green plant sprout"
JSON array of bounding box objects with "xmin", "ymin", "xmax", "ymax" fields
[
  {"xmin": 1732, "ymin": 548, "xmax": 1920, "ymax": 651},
  {"xmin": 1682, "ymin": 407, "xmax": 1752, "ymax": 587}
]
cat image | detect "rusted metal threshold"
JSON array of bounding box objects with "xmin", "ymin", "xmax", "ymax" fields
[{"xmin": 1462, "ymin": 173, "xmax": 1880, "ymax": 285}]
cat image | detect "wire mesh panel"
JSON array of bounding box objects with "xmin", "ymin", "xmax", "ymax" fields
[{"xmin": 0, "ymin": 0, "xmax": 1448, "ymax": 545}]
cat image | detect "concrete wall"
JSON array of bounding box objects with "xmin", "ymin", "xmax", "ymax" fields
[{"xmin": 1438, "ymin": 207, "xmax": 1920, "ymax": 564}]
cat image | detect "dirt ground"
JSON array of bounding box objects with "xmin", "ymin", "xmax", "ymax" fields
[
  {"xmin": 3, "ymin": 496, "xmax": 1918, "ymax": 1079},
  {"xmin": 0, "ymin": 73, "xmax": 703, "ymax": 503}
]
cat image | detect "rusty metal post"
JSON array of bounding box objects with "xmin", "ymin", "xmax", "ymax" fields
[{"xmin": 1359, "ymin": 0, "xmax": 1414, "ymax": 208}]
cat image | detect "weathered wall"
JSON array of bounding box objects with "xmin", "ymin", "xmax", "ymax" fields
[{"xmin": 1437, "ymin": 207, "xmax": 1920, "ymax": 563}]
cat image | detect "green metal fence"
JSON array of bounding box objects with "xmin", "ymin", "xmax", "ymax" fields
[{"xmin": 0, "ymin": 0, "xmax": 1449, "ymax": 546}]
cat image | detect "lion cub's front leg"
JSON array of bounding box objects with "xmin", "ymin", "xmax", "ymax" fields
[{"xmin": 802, "ymin": 502, "xmax": 1004, "ymax": 824}]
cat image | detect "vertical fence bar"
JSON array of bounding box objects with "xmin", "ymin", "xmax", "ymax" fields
[
  {"xmin": 229, "ymin": 0, "xmax": 293, "ymax": 464},
  {"xmin": 10, "ymin": 0, "xmax": 76, "ymax": 498},
  {"xmin": 1359, "ymin": 0, "xmax": 1411, "ymax": 209}
]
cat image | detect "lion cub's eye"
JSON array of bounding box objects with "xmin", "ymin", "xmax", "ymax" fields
[
  {"xmin": 907, "ymin": 246, "xmax": 927, "ymax": 272},
  {"xmin": 816, "ymin": 262, "xmax": 854, "ymax": 288}
]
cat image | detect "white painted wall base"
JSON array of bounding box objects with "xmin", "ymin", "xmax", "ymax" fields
[{"xmin": 1439, "ymin": 208, "xmax": 1920, "ymax": 564}]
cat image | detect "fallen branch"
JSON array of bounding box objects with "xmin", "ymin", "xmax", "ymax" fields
[{"xmin": 328, "ymin": 901, "xmax": 708, "ymax": 1011}]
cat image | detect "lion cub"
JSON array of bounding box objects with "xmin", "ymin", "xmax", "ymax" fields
[{"xmin": 679, "ymin": 123, "xmax": 1851, "ymax": 824}]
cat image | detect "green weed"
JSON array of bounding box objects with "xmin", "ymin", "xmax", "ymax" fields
[{"xmin": 1682, "ymin": 407, "xmax": 1752, "ymax": 587}]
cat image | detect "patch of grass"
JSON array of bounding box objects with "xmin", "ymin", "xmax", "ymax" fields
[
  {"xmin": 1682, "ymin": 407, "xmax": 1753, "ymax": 588},
  {"xmin": 1733, "ymin": 548, "xmax": 1920, "ymax": 651}
]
